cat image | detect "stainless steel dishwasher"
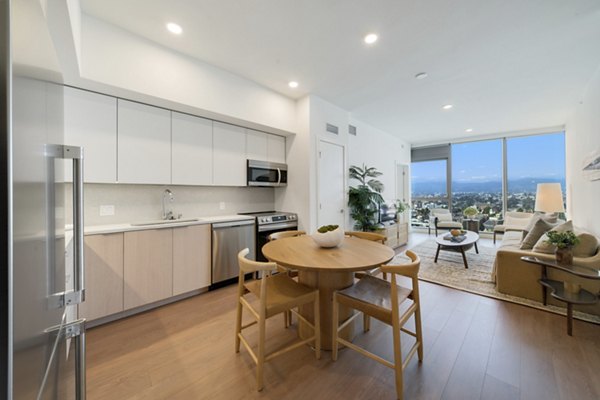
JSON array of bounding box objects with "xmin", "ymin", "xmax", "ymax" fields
[{"xmin": 212, "ymin": 219, "xmax": 256, "ymax": 285}]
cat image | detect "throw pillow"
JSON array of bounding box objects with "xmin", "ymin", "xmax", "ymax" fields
[
  {"xmin": 520, "ymin": 218, "xmax": 555, "ymax": 250},
  {"xmin": 573, "ymin": 233, "xmax": 599, "ymax": 258},
  {"xmin": 533, "ymin": 211, "xmax": 558, "ymax": 224},
  {"xmin": 532, "ymin": 220, "xmax": 574, "ymax": 254},
  {"xmin": 504, "ymin": 215, "xmax": 531, "ymax": 230},
  {"xmin": 436, "ymin": 213, "xmax": 452, "ymax": 222}
]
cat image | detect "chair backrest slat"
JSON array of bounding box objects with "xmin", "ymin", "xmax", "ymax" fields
[
  {"xmin": 268, "ymin": 230, "xmax": 306, "ymax": 241},
  {"xmin": 345, "ymin": 231, "xmax": 386, "ymax": 244}
]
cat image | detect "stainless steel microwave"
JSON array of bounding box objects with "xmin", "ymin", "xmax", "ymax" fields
[{"xmin": 247, "ymin": 159, "xmax": 288, "ymax": 187}]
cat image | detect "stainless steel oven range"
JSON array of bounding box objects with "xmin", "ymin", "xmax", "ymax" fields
[{"xmin": 238, "ymin": 211, "xmax": 298, "ymax": 261}]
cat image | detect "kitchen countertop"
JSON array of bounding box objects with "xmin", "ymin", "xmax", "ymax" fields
[{"xmin": 82, "ymin": 214, "xmax": 255, "ymax": 235}]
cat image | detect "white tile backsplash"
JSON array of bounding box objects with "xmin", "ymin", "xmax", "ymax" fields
[{"xmin": 66, "ymin": 183, "xmax": 275, "ymax": 225}]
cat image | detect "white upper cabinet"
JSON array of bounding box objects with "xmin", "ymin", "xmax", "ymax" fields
[
  {"xmin": 117, "ymin": 100, "xmax": 171, "ymax": 184},
  {"xmin": 246, "ymin": 129, "xmax": 268, "ymax": 161},
  {"xmin": 64, "ymin": 87, "xmax": 117, "ymax": 183},
  {"xmin": 172, "ymin": 112, "xmax": 213, "ymax": 185},
  {"xmin": 213, "ymin": 121, "xmax": 247, "ymax": 186},
  {"xmin": 267, "ymin": 134, "xmax": 286, "ymax": 163},
  {"xmin": 247, "ymin": 130, "xmax": 286, "ymax": 164}
]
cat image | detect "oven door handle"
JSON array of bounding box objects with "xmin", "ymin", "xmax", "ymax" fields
[
  {"xmin": 277, "ymin": 168, "xmax": 281, "ymax": 185},
  {"xmin": 258, "ymin": 222, "xmax": 298, "ymax": 232}
]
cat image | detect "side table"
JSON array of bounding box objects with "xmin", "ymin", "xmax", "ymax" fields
[
  {"xmin": 521, "ymin": 256, "xmax": 600, "ymax": 335},
  {"xmin": 465, "ymin": 219, "xmax": 479, "ymax": 233}
]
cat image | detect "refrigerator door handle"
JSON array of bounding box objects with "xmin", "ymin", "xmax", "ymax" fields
[
  {"xmin": 46, "ymin": 144, "xmax": 86, "ymax": 308},
  {"xmin": 44, "ymin": 318, "xmax": 87, "ymax": 399},
  {"xmin": 70, "ymin": 145, "xmax": 85, "ymax": 301}
]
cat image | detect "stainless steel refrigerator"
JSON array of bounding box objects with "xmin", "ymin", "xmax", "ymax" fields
[{"xmin": 2, "ymin": 1, "xmax": 86, "ymax": 398}]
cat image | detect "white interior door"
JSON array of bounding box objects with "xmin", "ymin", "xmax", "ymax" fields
[{"xmin": 318, "ymin": 140, "xmax": 346, "ymax": 228}]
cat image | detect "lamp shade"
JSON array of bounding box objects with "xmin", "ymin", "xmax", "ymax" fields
[{"xmin": 534, "ymin": 183, "xmax": 565, "ymax": 213}]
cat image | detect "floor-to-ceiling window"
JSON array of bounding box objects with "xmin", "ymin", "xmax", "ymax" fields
[
  {"xmin": 506, "ymin": 132, "xmax": 566, "ymax": 212},
  {"xmin": 410, "ymin": 131, "xmax": 566, "ymax": 231},
  {"xmin": 451, "ymin": 139, "xmax": 503, "ymax": 232},
  {"xmin": 410, "ymin": 145, "xmax": 450, "ymax": 228}
]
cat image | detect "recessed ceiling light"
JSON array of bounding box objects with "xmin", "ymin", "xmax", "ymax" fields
[
  {"xmin": 166, "ymin": 22, "xmax": 183, "ymax": 35},
  {"xmin": 364, "ymin": 33, "xmax": 378, "ymax": 44},
  {"xmin": 442, "ymin": 104, "xmax": 453, "ymax": 110},
  {"xmin": 288, "ymin": 81, "xmax": 299, "ymax": 88},
  {"xmin": 415, "ymin": 72, "xmax": 428, "ymax": 80},
  {"xmin": 465, "ymin": 128, "xmax": 473, "ymax": 133}
]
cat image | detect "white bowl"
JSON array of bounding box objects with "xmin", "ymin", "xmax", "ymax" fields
[{"xmin": 312, "ymin": 227, "xmax": 344, "ymax": 248}]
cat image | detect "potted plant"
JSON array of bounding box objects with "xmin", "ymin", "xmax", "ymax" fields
[
  {"xmin": 545, "ymin": 230, "xmax": 580, "ymax": 266},
  {"xmin": 463, "ymin": 206, "xmax": 479, "ymax": 220},
  {"xmin": 395, "ymin": 200, "xmax": 410, "ymax": 223},
  {"xmin": 312, "ymin": 224, "xmax": 344, "ymax": 248},
  {"xmin": 348, "ymin": 164, "xmax": 384, "ymax": 232}
]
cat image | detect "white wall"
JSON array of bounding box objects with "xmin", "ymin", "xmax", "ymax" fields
[
  {"xmin": 274, "ymin": 96, "xmax": 313, "ymax": 231},
  {"xmin": 348, "ymin": 117, "xmax": 411, "ymax": 204},
  {"xmin": 276, "ymin": 95, "xmax": 411, "ymax": 232},
  {"xmin": 79, "ymin": 15, "xmax": 296, "ymax": 134},
  {"xmin": 66, "ymin": 184, "xmax": 274, "ymax": 226},
  {"xmin": 566, "ymin": 65, "xmax": 600, "ymax": 236}
]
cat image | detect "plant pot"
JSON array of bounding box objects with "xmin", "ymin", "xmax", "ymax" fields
[
  {"xmin": 312, "ymin": 227, "xmax": 344, "ymax": 248},
  {"xmin": 555, "ymin": 247, "xmax": 573, "ymax": 266}
]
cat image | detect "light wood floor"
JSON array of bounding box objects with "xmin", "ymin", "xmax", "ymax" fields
[{"xmin": 86, "ymin": 234, "xmax": 600, "ymax": 400}]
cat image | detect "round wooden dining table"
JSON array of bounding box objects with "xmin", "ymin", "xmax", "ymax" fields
[{"xmin": 262, "ymin": 235, "xmax": 395, "ymax": 350}]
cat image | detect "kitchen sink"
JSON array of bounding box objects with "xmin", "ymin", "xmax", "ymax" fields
[{"xmin": 130, "ymin": 218, "xmax": 199, "ymax": 226}]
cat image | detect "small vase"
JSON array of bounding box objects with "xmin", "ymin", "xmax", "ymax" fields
[{"xmin": 555, "ymin": 247, "xmax": 573, "ymax": 266}]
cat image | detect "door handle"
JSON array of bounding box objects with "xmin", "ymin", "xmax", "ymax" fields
[
  {"xmin": 277, "ymin": 168, "xmax": 281, "ymax": 185},
  {"xmin": 46, "ymin": 145, "xmax": 86, "ymax": 308},
  {"xmin": 42, "ymin": 318, "xmax": 86, "ymax": 400}
]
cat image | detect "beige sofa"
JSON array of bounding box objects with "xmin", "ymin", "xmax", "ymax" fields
[{"xmin": 494, "ymin": 230, "xmax": 600, "ymax": 316}]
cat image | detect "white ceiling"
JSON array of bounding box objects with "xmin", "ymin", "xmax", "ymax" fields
[{"xmin": 81, "ymin": 0, "xmax": 600, "ymax": 144}]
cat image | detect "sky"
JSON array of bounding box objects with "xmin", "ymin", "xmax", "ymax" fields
[{"xmin": 411, "ymin": 132, "xmax": 565, "ymax": 183}]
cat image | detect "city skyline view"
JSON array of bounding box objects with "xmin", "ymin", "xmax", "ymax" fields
[{"xmin": 410, "ymin": 132, "xmax": 566, "ymax": 231}]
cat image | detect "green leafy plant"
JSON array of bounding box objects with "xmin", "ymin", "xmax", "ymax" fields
[
  {"xmin": 395, "ymin": 200, "xmax": 410, "ymax": 214},
  {"xmin": 317, "ymin": 224, "xmax": 339, "ymax": 233},
  {"xmin": 463, "ymin": 206, "xmax": 479, "ymax": 219},
  {"xmin": 545, "ymin": 230, "xmax": 580, "ymax": 249},
  {"xmin": 348, "ymin": 164, "xmax": 384, "ymax": 232}
]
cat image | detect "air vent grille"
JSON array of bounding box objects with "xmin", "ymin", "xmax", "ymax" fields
[
  {"xmin": 326, "ymin": 123, "xmax": 339, "ymax": 135},
  {"xmin": 349, "ymin": 125, "xmax": 357, "ymax": 136}
]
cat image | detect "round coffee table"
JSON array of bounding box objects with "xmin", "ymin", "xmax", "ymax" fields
[{"xmin": 434, "ymin": 231, "xmax": 479, "ymax": 268}]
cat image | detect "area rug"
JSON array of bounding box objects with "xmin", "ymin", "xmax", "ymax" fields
[{"xmin": 391, "ymin": 240, "xmax": 600, "ymax": 324}]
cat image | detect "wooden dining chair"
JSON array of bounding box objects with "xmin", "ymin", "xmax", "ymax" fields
[
  {"xmin": 235, "ymin": 248, "xmax": 321, "ymax": 391},
  {"xmin": 267, "ymin": 230, "xmax": 306, "ymax": 327},
  {"xmin": 345, "ymin": 231, "xmax": 388, "ymax": 279},
  {"xmin": 267, "ymin": 230, "xmax": 305, "ymax": 276},
  {"xmin": 331, "ymin": 250, "xmax": 423, "ymax": 400},
  {"xmin": 267, "ymin": 230, "xmax": 306, "ymax": 241}
]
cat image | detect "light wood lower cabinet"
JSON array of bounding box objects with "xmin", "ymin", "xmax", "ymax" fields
[
  {"xmin": 173, "ymin": 225, "xmax": 211, "ymax": 295},
  {"xmin": 398, "ymin": 222, "xmax": 409, "ymax": 246},
  {"xmin": 124, "ymin": 229, "xmax": 173, "ymax": 310},
  {"xmin": 380, "ymin": 222, "xmax": 409, "ymax": 249},
  {"xmin": 79, "ymin": 233, "xmax": 124, "ymax": 321}
]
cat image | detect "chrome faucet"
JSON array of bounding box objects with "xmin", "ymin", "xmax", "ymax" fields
[{"xmin": 162, "ymin": 189, "xmax": 175, "ymax": 220}]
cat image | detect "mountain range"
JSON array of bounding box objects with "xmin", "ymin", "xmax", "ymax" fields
[{"xmin": 412, "ymin": 177, "xmax": 566, "ymax": 196}]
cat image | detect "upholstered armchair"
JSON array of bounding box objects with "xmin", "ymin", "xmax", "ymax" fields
[{"xmin": 428, "ymin": 208, "xmax": 462, "ymax": 235}]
